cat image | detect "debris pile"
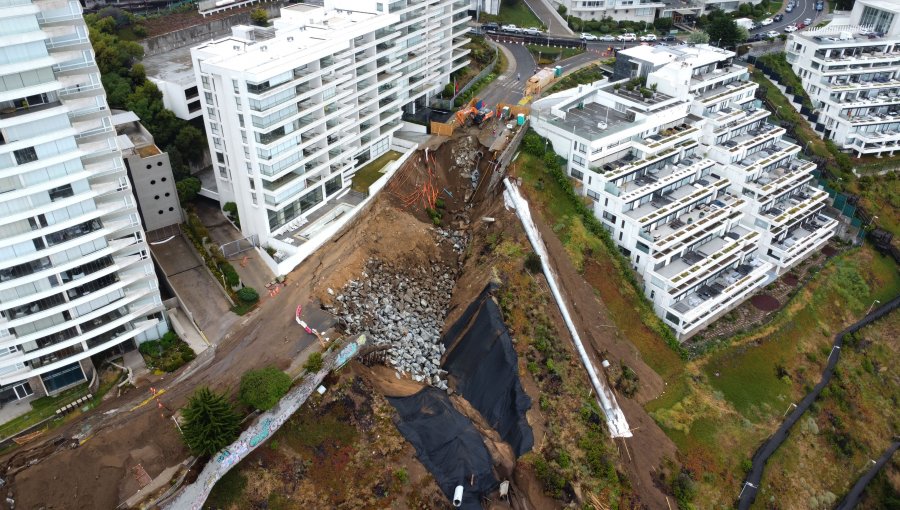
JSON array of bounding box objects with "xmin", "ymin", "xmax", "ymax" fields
[{"xmin": 334, "ymin": 255, "xmax": 462, "ymax": 390}]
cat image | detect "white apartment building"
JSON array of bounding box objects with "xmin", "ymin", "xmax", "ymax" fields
[
  {"xmin": 0, "ymin": 0, "xmax": 166, "ymax": 404},
  {"xmin": 550, "ymin": 0, "xmax": 663, "ymax": 23},
  {"xmin": 191, "ymin": 0, "xmax": 469, "ymax": 252},
  {"xmin": 786, "ymin": 0, "xmax": 900, "ymax": 157},
  {"xmin": 531, "ymin": 44, "xmax": 837, "ymax": 339}
]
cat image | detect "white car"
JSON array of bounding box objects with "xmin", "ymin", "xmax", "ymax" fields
[
  {"xmin": 766, "ymin": 30, "xmax": 779, "ymax": 38},
  {"xmin": 761, "ymin": 18, "xmax": 774, "ymax": 26},
  {"xmin": 803, "ymin": 18, "xmax": 812, "ymax": 25},
  {"xmin": 502, "ymin": 24, "xmax": 521, "ymax": 33},
  {"xmin": 640, "ymin": 34, "xmax": 657, "ymax": 41},
  {"xmin": 784, "ymin": 25, "xmax": 798, "ymax": 32},
  {"xmin": 599, "ymin": 34, "xmax": 616, "ymax": 42},
  {"xmin": 581, "ymin": 32, "xmax": 599, "ymax": 41},
  {"xmin": 523, "ymin": 27, "xmax": 542, "ymax": 36},
  {"xmin": 617, "ymin": 33, "xmax": 637, "ymax": 42}
]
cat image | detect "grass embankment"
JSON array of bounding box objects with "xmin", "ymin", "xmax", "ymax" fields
[
  {"xmin": 511, "ymin": 129, "xmax": 900, "ymax": 507},
  {"xmin": 649, "ymin": 248, "xmax": 900, "ymax": 507},
  {"xmin": 480, "ymin": 0, "xmax": 542, "ymax": 28},
  {"xmin": 484, "ymin": 216, "xmax": 636, "ymax": 505},
  {"xmin": 351, "ymin": 150, "xmax": 402, "ymax": 194},
  {"xmin": 750, "ymin": 311, "xmax": 900, "ymax": 509},
  {"xmin": 525, "ymin": 44, "xmax": 583, "ymax": 65}
]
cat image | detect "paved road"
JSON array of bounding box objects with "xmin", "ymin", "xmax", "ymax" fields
[
  {"xmin": 750, "ymin": 0, "xmax": 824, "ymax": 36},
  {"xmin": 479, "ymin": 41, "xmax": 533, "ymax": 107},
  {"xmin": 737, "ymin": 294, "xmax": 900, "ymax": 509},
  {"xmin": 835, "ymin": 439, "xmax": 900, "ymax": 510},
  {"xmin": 522, "ymin": 0, "xmax": 573, "ymax": 36}
]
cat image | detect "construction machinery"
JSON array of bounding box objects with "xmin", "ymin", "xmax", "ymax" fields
[
  {"xmin": 455, "ymin": 106, "xmax": 478, "ymax": 126},
  {"xmin": 473, "ymin": 108, "xmax": 494, "ymax": 126}
]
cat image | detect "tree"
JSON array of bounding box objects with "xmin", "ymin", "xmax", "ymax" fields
[
  {"xmin": 239, "ymin": 367, "xmax": 291, "ymax": 411},
  {"xmin": 101, "ymin": 72, "xmax": 132, "ymax": 109},
  {"xmin": 176, "ymin": 177, "xmax": 201, "ymax": 203},
  {"xmin": 173, "ymin": 125, "xmax": 206, "ymax": 165},
  {"xmin": 250, "ymin": 8, "xmax": 268, "ymax": 26},
  {"xmin": 706, "ymin": 17, "xmax": 745, "ymax": 48},
  {"xmin": 237, "ymin": 287, "xmax": 259, "ymax": 303},
  {"xmin": 181, "ymin": 387, "xmax": 241, "ymax": 456},
  {"xmin": 687, "ymin": 31, "xmax": 711, "ymax": 44}
]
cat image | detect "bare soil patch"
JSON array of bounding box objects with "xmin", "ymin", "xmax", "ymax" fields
[{"xmin": 750, "ymin": 294, "xmax": 781, "ymax": 312}]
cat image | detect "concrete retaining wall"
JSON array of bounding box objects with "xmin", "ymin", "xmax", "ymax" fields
[{"xmin": 140, "ymin": 2, "xmax": 284, "ymax": 57}]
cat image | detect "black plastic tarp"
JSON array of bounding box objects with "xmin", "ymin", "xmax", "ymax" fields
[
  {"xmin": 387, "ymin": 387, "xmax": 497, "ymax": 509},
  {"xmin": 442, "ymin": 284, "xmax": 534, "ymax": 457}
]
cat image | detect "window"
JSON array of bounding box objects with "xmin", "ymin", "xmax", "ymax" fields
[
  {"xmin": 185, "ymin": 86, "xmax": 199, "ymax": 99},
  {"xmin": 571, "ymin": 169, "xmax": 584, "ymax": 180},
  {"xmin": 13, "ymin": 147, "xmax": 37, "ymax": 165},
  {"xmin": 48, "ymin": 184, "xmax": 74, "ymax": 201},
  {"xmin": 188, "ymin": 100, "xmax": 201, "ymax": 113},
  {"xmin": 859, "ymin": 6, "xmax": 894, "ymax": 34},
  {"xmin": 376, "ymin": 2, "xmax": 383, "ymax": 11},
  {"xmin": 573, "ymin": 155, "xmax": 585, "ymax": 166},
  {"xmin": 586, "ymin": 189, "xmax": 601, "ymax": 201},
  {"xmin": 325, "ymin": 174, "xmax": 342, "ymax": 196}
]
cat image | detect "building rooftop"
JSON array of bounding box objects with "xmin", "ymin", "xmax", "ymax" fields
[
  {"xmin": 143, "ymin": 44, "xmax": 197, "ymax": 87},
  {"xmin": 193, "ymin": 6, "xmax": 395, "ymax": 77},
  {"xmin": 544, "ymin": 101, "xmax": 637, "ymax": 141},
  {"xmin": 620, "ymin": 43, "xmax": 735, "ymax": 70}
]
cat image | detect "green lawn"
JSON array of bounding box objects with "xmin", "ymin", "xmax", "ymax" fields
[
  {"xmin": 480, "ymin": 0, "xmax": 542, "ymax": 29},
  {"xmin": 525, "ymin": 44, "xmax": 583, "ymax": 65},
  {"xmin": 0, "ymin": 383, "xmax": 90, "ymax": 440},
  {"xmin": 351, "ymin": 150, "xmax": 402, "ymax": 193}
]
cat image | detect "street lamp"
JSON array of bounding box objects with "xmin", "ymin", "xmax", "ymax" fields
[
  {"xmin": 739, "ymin": 482, "xmax": 757, "ymax": 498},
  {"xmin": 866, "ymin": 215, "xmax": 879, "ymax": 229},
  {"xmin": 865, "ymin": 299, "xmax": 881, "ymax": 315}
]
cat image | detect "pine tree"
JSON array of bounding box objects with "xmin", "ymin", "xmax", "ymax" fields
[{"xmin": 181, "ymin": 387, "xmax": 241, "ymax": 456}]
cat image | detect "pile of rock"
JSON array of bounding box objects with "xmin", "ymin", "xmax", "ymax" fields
[
  {"xmin": 435, "ymin": 228, "xmax": 468, "ymax": 255},
  {"xmin": 333, "ymin": 257, "xmax": 458, "ymax": 390}
]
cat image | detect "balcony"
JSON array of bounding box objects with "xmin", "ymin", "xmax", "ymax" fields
[
  {"xmin": 668, "ymin": 257, "xmax": 770, "ymax": 324},
  {"xmin": 52, "ymin": 59, "xmax": 98, "ymax": 77}
]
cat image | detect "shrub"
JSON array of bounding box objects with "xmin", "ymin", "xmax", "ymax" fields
[
  {"xmin": 181, "ymin": 387, "xmax": 241, "ymax": 456},
  {"xmin": 223, "ymin": 202, "xmax": 237, "ymax": 215},
  {"xmin": 239, "ymin": 367, "xmax": 292, "ymax": 411},
  {"xmin": 237, "ymin": 286, "xmax": 259, "ymax": 303},
  {"xmin": 524, "ymin": 251, "xmax": 542, "ymax": 273},
  {"xmin": 250, "ymin": 8, "xmax": 268, "ymax": 26},
  {"xmin": 303, "ymin": 352, "xmax": 324, "ymax": 373},
  {"xmin": 533, "ymin": 455, "xmax": 568, "ymax": 499},
  {"xmin": 223, "ymin": 264, "xmax": 240, "ymax": 288}
]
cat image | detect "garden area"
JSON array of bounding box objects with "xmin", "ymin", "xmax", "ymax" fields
[
  {"xmin": 544, "ymin": 64, "xmax": 609, "ymax": 95},
  {"xmin": 351, "ymin": 150, "xmax": 402, "ymax": 194},
  {"xmin": 442, "ymin": 36, "xmax": 497, "ymax": 101},
  {"xmin": 525, "ymin": 44, "xmax": 583, "ymax": 65},
  {"xmin": 139, "ymin": 331, "xmax": 197, "ymax": 373}
]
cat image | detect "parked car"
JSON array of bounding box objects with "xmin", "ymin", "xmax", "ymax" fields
[
  {"xmin": 523, "ymin": 27, "xmax": 542, "ymax": 36},
  {"xmin": 640, "ymin": 33, "xmax": 657, "ymax": 41},
  {"xmin": 761, "ymin": 18, "xmax": 774, "ymax": 26},
  {"xmin": 804, "ymin": 18, "xmax": 812, "ymax": 25},
  {"xmin": 501, "ymin": 24, "xmax": 521, "ymax": 33},
  {"xmin": 617, "ymin": 33, "xmax": 637, "ymax": 42},
  {"xmin": 662, "ymin": 34, "xmax": 676, "ymax": 42},
  {"xmin": 766, "ymin": 30, "xmax": 779, "ymax": 38},
  {"xmin": 581, "ymin": 32, "xmax": 599, "ymax": 41},
  {"xmin": 750, "ymin": 33, "xmax": 765, "ymax": 41},
  {"xmin": 599, "ymin": 34, "xmax": 616, "ymax": 42},
  {"xmin": 774, "ymin": 14, "xmax": 784, "ymax": 22},
  {"xmin": 784, "ymin": 24, "xmax": 798, "ymax": 32},
  {"xmin": 785, "ymin": 5, "xmax": 794, "ymax": 12},
  {"xmin": 482, "ymin": 22, "xmax": 499, "ymax": 32},
  {"xmin": 796, "ymin": 22, "xmax": 807, "ymax": 29}
]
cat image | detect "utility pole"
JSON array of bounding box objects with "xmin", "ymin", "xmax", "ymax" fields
[
  {"xmin": 865, "ymin": 299, "xmax": 881, "ymax": 315},
  {"xmin": 739, "ymin": 482, "xmax": 757, "ymax": 499}
]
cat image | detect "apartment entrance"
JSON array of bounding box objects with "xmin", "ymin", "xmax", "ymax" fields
[{"xmin": 0, "ymin": 381, "xmax": 33, "ymax": 404}]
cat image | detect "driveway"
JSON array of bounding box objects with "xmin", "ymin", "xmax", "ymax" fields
[
  {"xmin": 522, "ymin": 0, "xmax": 573, "ymax": 36},
  {"xmin": 193, "ymin": 197, "xmax": 275, "ymax": 292},
  {"xmin": 150, "ymin": 233, "xmax": 238, "ymax": 345}
]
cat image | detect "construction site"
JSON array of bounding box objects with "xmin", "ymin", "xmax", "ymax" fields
[{"xmin": 0, "ymin": 105, "xmax": 680, "ymax": 509}]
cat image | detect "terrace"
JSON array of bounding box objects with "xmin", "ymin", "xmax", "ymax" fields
[
  {"xmin": 646, "ymin": 193, "xmax": 742, "ymax": 247},
  {"xmin": 733, "ymin": 141, "xmax": 799, "ymax": 172},
  {"xmin": 696, "ymin": 81, "xmax": 756, "ymax": 105},
  {"xmin": 669, "ymin": 256, "xmax": 766, "ymax": 314},
  {"xmin": 717, "ymin": 124, "xmax": 783, "ymax": 153},
  {"xmin": 612, "ymin": 155, "xmax": 712, "ymax": 200},
  {"xmin": 657, "ymin": 227, "xmax": 751, "ymax": 279},
  {"xmin": 624, "ymin": 179, "xmax": 707, "ymax": 221},
  {"xmin": 771, "ymin": 212, "xmax": 836, "ymax": 252}
]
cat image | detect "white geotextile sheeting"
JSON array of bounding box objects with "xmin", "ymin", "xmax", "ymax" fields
[{"xmin": 503, "ymin": 178, "xmax": 632, "ymax": 438}]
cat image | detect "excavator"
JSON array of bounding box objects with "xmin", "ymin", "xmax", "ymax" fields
[
  {"xmin": 473, "ymin": 108, "xmax": 494, "ymax": 126},
  {"xmin": 455, "ymin": 106, "xmax": 478, "ymax": 126},
  {"xmin": 455, "ymin": 105, "xmax": 494, "ymax": 128}
]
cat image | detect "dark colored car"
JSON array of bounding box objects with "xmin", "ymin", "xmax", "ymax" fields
[
  {"xmin": 662, "ymin": 35, "xmax": 676, "ymax": 42},
  {"xmin": 750, "ymin": 33, "xmax": 765, "ymax": 41},
  {"xmin": 482, "ymin": 22, "xmax": 499, "ymax": 32},
  {"xmin": 773, "ymin": 14, "xmax": 784, "ymax": 22}
]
